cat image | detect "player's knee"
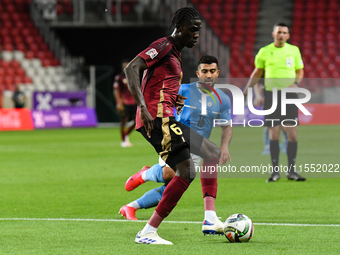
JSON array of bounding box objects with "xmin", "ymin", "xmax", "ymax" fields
[
  {"xmin": 205, "ymin": 144, "xmax": 220, "ymax": 159},
  {"xmin": 200, "ymin": 138, "xmax": 220, "ymax": 159},
  {"xmin": 285, "ymin": 127, "xmax": 298, "ymax": 142},
  {"xmin": 288, "ymin": 136, "xmax": 297, "ymax": 142},
  {"xmin": 163, "ymin": 166, "xmax": 175, "ymax": 183},
  {"xmin": 176, "ymin": 159, "xmax": 196, "ymax": 182}
]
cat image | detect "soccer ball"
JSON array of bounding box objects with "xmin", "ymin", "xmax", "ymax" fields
[{"xmin": 223, "ymin": 213, "xmax": 254, "ymax": 242}]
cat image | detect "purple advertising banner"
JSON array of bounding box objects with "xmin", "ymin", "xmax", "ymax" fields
[
  {"xmin": 31, "ymin": 107, "xmax": 97, "ymax": 129},
  {"xmin": 33, "ymin": 91, "xmax": 87, "ymax": 110}
]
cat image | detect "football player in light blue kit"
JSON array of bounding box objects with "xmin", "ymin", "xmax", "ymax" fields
[{"xmin": 120, "ymin": 55, "xmax": 232, "ymax": 235}]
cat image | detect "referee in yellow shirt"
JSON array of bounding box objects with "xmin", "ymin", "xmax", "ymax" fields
[{"xmin": 244, "ymin": 23, "xmax": 306, "ymax": 182}]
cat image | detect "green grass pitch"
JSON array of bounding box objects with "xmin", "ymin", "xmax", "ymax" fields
[{"xmin": 0, "ymin": 125, "xmax": 339, "ymax": 254}]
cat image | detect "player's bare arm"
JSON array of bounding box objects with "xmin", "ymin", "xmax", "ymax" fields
[
  {"xmin": 253, "ymin": 84, "xmax": 264, "ymax": 107},
  {"xmin": 290, "ymin": 68, "xmax": 304, "ymax": 88},
  {"xmin": 114, "ymin": 89, "xmax": 123, "ymax": 111},
  {"xmin": 220, "ymin": 125, "xmax": 232, "ymax": 165},
  {"xmin": 124, "ymin": 56, "xmax": 154, "ymax": 137},
  {"xmin": 244, "ymin": 67, "xmax": 264, "ymax": 95}
]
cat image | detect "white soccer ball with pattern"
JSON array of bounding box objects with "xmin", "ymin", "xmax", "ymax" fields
[{"xmin": 223, "ymin": 213, "xmax": 254, "ymax": 242}]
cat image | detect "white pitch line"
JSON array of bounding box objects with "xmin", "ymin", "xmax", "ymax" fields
[{"xmin": 0, "ymin": 218, "xmax": 340, "ymax": 227}]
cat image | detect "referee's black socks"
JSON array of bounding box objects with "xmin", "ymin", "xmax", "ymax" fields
[
  {"xmin": 270, "ymin": 140, "xmax": 280, "ymax": 173},
  {"xmin": 287, "ymin": 141, "xmax": 297, "ymax": 173}
]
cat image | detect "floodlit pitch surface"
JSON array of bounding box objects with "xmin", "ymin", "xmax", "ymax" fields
[{"xmin": 0, "ymin": 126, "xmax": 339, "ymax": 254}]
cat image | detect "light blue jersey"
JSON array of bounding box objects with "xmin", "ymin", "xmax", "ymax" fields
[
  {"xmin": 176, "ymin": 82, "xmax": 231, "ymax": 139},
  {"xmin": 132, "ymin": 82, "xmax": 232, "ymax": 211}
]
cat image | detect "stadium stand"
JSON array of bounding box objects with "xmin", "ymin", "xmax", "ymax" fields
[
  {"xmin": 2, "ymin": 0, "xmax": 339, "ymax": 106},
  {"xmin": 192, "ymin": 0, "xmax": 259, "ymax": 78},
  {"xmin": 291, "ymin": 0, "xmax": 340, "ymax": 91},
  {"xmin": 0, "ymin": 0, "xmax": 69, "ymax": 105},
  {"xmin": 192, "ymin": 0, "xmax": 339, "ymax": 91}
]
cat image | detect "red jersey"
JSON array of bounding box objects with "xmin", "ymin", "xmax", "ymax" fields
[
  {"xmin": 113, "ymin": 73, "xmax": 136, "ymax": 105},
  {"xmin": 136, "ymin": 36, "xmax": 182, "ymax": 129}
]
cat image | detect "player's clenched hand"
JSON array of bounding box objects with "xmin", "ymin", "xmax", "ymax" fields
[
  {"xmin": 288, "ymin": 83, "xmax": 298, "ymax": 88},
  {"xmin": 140, "ymin": 107, "xmax": 154, "ymax": 138},
  {"xmin": 253, "ymin": 96, "xmax": 264, "ymax": 107},
  {"xmin": 175, "ymin": 94, "xmax": 187, "ymax": 115},
  {"xmin": 116, "ymin": 102, "xmax": 123, "ymax": 112},
  {"xmin": 219, "ymin": 147, "xmax": 231, "ymax": 165}
]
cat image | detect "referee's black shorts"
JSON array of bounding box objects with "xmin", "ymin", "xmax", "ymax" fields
[
  {"xmin": 138, "ymin": 117, "xmax": 204, "ymax": 169},
  {"xmin": 263, "ymin": 90, "xmax": 299, "ymax": 127}
]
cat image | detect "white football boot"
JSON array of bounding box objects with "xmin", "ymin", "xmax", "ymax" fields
[
  {"xmin": 135, "ymin": 231, "xmax": 173, "ymax": 245},
  {"xmin": 202, "ymin": 218, "xmax": 224, "ymax": 235}
]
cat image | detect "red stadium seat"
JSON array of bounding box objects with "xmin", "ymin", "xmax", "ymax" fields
[
  {"xmin": 0, "ymin": 61, "xmax": 10, "ymax": 69},
  {"xmin": 111, "ymin": 5, "xmax": 116, "ymax": 15},
  {"xmin": 4, "ymin": 21, "xmax": 13, "ymax": 29},
  {"xmin": 3, "ymin": 37, "xmax": 13, "ymax": 45},
  {"xmin": 3, "ymin": 0, "xmax": 13, "ymax": 5},
  {"xmin": 12, "ymin": 13, "xmax": 21, "ymax": 23},
  {"xmin": 10, "ymin": 60, "xmax": 21, "ymax": 69},
  {"xmin": 16, "ymin": 43, "xmax": 27, "ymax": 52},
  {"xmin": 4, "ymin": 44, "xmax": 14, "ymax": 51},
  {"xmin": 1, "ymin": 13, "xmax": 11, "ymax": 22},
  {"xmin": 42, "ymin": 59, "xmax": 52, "ymax": 67},
  {"xmin": 30, "ymin": 43, "xmax": 39, "ymax": 53},
  {"xmin": 25, "ymin": 51, "xmax": 34, "ymax": 59},
  {"xmin": 322, "ymin": 57, "xmax": 331, "ymax": 66},
  {"xmin": 37, "ymin": 51, "xmax": 46, "ymax": 60},
  {"xmin": 220, "ymin": 34, "xmax": 230, "ymax": 44},
  {"xmin": 331, "ymin": 71, "xmax": 339, "ymax": 79},
  {"xmin": 320, "ymin": 72, "xmax": 329, "ymax": 79},
  {"xmin": 25, "ymin": 36, "xmax": 35, "ymax": 44},
  {"xmin": 121, "ymin": 4, "xmax": 131, "ymax": 15},
  {"xmin": 14, "ymin": 35, "xmax": 24, "ymax": 45},
  {"xmin": 16, "ymin": 68, "xmax": 26, "ymax": 78},
  {"xmin": 24, "ymin": 76, "xmax": 33, "ymax": 84},
  {"xmin": 14, "ymin": 76, "xmax": 23, "ymax": 85},
  {"xmin": 56, "ymin": 4, "xmax": 63, "ymax": 15},
  {"xmin": 65, "ymin": 4, "xmax": 74, "ymax": 14},
  {"xmin": 51, "ymin": 59, "xmax": 61, "ymax": 66},
  {"xmin": 335, "ymin": 56, "xmax": 340, "ymax": 66},
  {"xmin": 4, "ymin": 76, "xmax": 15, "ymax": 89}
]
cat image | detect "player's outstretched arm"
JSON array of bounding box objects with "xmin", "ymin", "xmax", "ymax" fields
[
  {"xmin": 124, "ymin": 56, "xmax": 154, "ymax": 137},
  {"xmin": 220, "ymin": 125, "xmax": 232, "ymax": 165}
]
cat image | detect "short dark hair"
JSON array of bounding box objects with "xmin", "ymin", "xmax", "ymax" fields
[
  {"xmin": 273, "ymin": 22, "xmax": 289, "ymax": 31},
  {"xmin": 197, "ymin": 55, "xmax": 219, "ymax": 69},
  {"xmin": 170, "ymin": 7, "xmax": 200, "ymax": 29}
]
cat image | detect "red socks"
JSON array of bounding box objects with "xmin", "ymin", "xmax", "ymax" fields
[
  {"xmin": 200, "ymin": 158, "xmax": 219, "ymax": 198},
  {"xmin": 148, "ymin": 176, "xmax": 190, "ymax": 228},
  {"xmin": 148, "ymin": 158, "xmax": 219, "ymax": 229},
  {"xmin": 204, "ymin": 196, "xmax": 215, "ymax": 211}
]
